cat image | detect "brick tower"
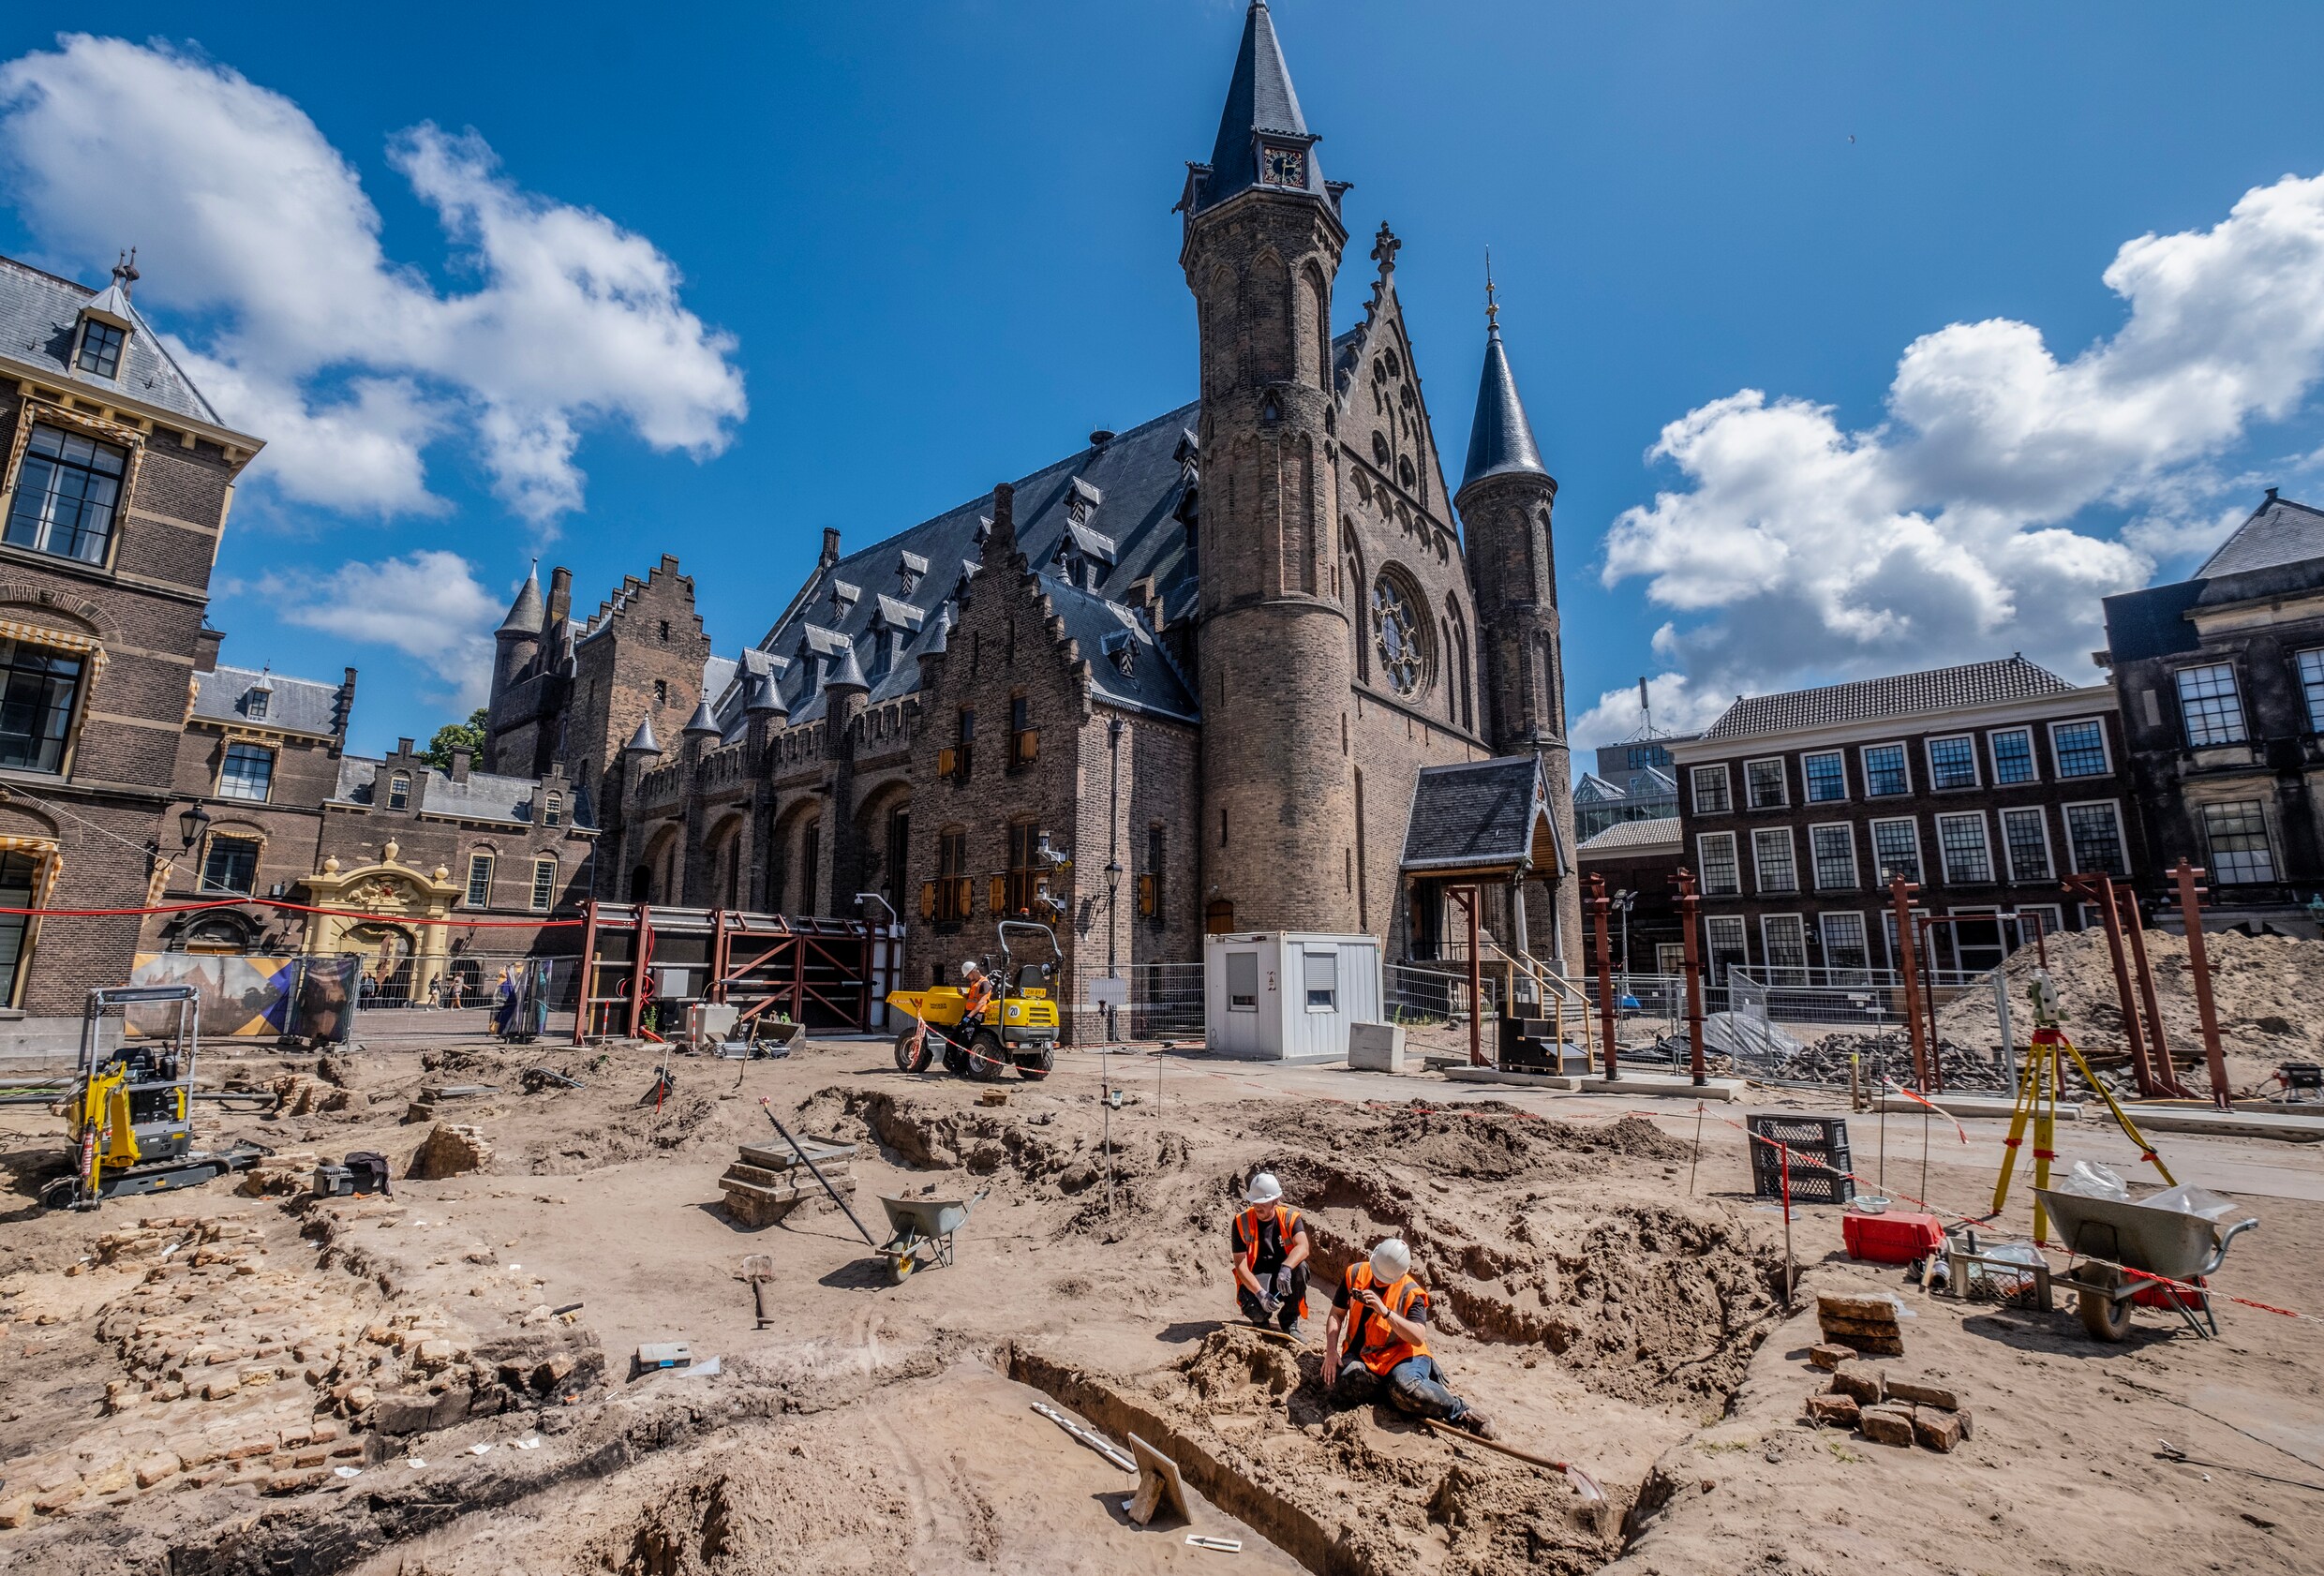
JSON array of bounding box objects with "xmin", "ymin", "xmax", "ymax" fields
[
  {"xmin": 1456, "ymin": 287, "xmax": 1584, "ymax": 965},
  {"xmin": 1181, "ymin": 0, "xmax": 1359, "ymax": 935}
]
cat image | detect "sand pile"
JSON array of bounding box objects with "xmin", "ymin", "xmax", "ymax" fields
[
  {"xmin": 1936, "ymin": 927, "xmax": 2324, "ymax": 1091},
  {"xmin": 1262, "ymin": 1100, "xmax": 1689, "ymax": 1183}
]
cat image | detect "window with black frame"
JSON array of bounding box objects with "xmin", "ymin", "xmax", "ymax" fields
[
  {"xmin": 0, "ymin": 639, "xmax": 84, "ymax": 773},
  {"xmin": 217, "ymin": 742, "xmax": 275, "ymax": 802},
  {"xmin": 77, "ymin": 320, "xmax": 126, "ymax": 378},
  {"xmin": 201, "ymin": 835, "xmax": 260, "ymax": 896},
  {"xmin": 0, "ymin": 850, "xmax": 37, "ymax": 1002},
  {"xmin": 5, "ymin": 424, "xmax": 127, "ymax": 564}
]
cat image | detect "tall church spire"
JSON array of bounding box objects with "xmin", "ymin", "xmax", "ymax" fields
[
  {"xmin": 1460, "ymin": 273, "xmax": 1549, "ymax": 491},
  {"xmin": 1186, "ymin": 1, "xmax": 1330, "ymax": 216}
]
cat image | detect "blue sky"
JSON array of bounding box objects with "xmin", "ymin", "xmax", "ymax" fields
[{"xmin": 5, "ymin": 3, "xmax": 2324, "ymax": 756}]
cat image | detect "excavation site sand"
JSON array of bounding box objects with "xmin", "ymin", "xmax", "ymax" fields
[{"xmin": 3, "ymin": 1029, "xmax": 2321, "ymax": 1574}]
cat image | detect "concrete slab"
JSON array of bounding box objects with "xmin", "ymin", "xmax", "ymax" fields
[
  {"xmin": 1570, "ymin": 1072, "xmax": 1747, "ymax": 1103},
  {"xmin": 1441, "ymin": 1067, "xmax": 1582, "ymax": 1092},
  {"xmin": 2123, "ymin": 1106, "xmax": 2324, "ymax": 1143},
  {"xmin": 1875, "ymin": 1094, "xmax": 2080, "ymax": 1122}
]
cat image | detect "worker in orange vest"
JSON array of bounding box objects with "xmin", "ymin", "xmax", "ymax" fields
[
  {"xmin": 1230, "ymin": 1172, "xmax": 1310, "ymax": 1333},
  {"xmin": 959, "ymin": 959, "xmax": 992, "ymax": 1024},
  {"xmin": 1324, "ymin": 1238, "xmax": 1494, "ymax": 1439}
]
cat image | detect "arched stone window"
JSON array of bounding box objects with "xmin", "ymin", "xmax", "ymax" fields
[{"xmin": 1369, "ymin": 568, "xmax": 1432, "ymax": 699}]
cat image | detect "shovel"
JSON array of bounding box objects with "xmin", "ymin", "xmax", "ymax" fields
[
  {"xmin": 741, "ymin": 1254, "xmax": 773, "ymax": 1329},
  {"xmin": 1423, "ymin": 1418, "xmax": 1606, "ymax": 1507}
]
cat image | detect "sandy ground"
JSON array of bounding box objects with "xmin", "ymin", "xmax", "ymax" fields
[{"xmin": 2, "ymin": 1032, "xmax": 2320, "ymax": 1575}]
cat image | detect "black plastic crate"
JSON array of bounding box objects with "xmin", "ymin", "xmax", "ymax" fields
[{"xmin": 1746, "ymin": 1115, "xmax": 1854, "ymax": 1204}]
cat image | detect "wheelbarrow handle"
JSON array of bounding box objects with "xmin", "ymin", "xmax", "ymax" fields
[{"xmin": 2197, "ymin": 1215, "xmax": 2259, "ymax": 1279}]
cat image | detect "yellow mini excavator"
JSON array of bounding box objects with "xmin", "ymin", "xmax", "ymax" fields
[
  {"xmin": 47, "ymin": 986, "xmax": 265, "ymax": 1210},
  {"xmin": 886, "ymin": 920, "xmax": 1063, "ymax": 1081}
]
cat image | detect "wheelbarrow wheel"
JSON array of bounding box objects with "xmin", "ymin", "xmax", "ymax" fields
[
  {"xmin": 2078, "ymin": 1266, "xmax": 2134, "ymax": 1342},
  {"xmin": 894, "ymin": 1024, "xmax": 933, "ymax": 1075},
  {"xmin": 889, "ymin": 1250, "xmax": 916, "ymax": 1284},
  {"xmin": 965, "ymin": 1029, "xmax": 1010, "ymax": 1082}
]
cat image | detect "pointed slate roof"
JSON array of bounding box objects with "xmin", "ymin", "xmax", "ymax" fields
[
  {"xmin": 1193, "ymin": 2, "xmax": 1327, "ymax": 215},
  {"xmin": 499, "ymin": 567, "xmax": 545, "ymax": 635},
  {"xmin": 827, "ymin": 642, "xmax": 870, "ymax": 692},
  {"xmin": 1459, "ymin": 316, "xmax": 1548, "ymax": 492},
  {"xmin": 624, "ymin": 717, "xmax": 662, "ymax": 755},
  {"xmin": 2194, "ymin": 490, "xmax": 2324, "ymax": 579},
  {"xmin": 681, "ymin": 697, "xmax": 721, "ymax": 737},
  {"xmin": 1400, "ymin": 755, "xmax": 1569, "ymax": 876}
]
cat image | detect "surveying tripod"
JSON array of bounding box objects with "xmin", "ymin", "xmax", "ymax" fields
[{"xmin": 1992, "ymin": 973, "xmax": 2175, "ymax": 1244}]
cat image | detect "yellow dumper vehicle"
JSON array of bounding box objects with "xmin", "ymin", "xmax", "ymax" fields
[{"xmin": 887, "ymin": 920, "xmax": 1061, "ymax": 1081}]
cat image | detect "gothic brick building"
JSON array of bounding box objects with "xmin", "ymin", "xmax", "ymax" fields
[{"xmin": 484, "ymin": 1, "xmax": 1582, "ymax": 1018}]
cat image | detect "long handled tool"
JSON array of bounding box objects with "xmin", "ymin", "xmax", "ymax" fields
[
  {"xmin": 1423, "ymin": 1418, "xmax": 1605, "ymax": 1505},
  {"xmin": 741, "ymin": 1254, "xmax": 774, "ymax": 1328},
  {"xmin": 758, "ymin": 1098, "xmax": 878, "ymax": 1247},
  {"xmin": 1032, "ymin": 1403, "xmax": 1135, "ymax": 1471}
]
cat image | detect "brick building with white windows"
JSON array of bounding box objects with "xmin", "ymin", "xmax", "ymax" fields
[
  {"xmin": 2102, "ymin": 489, "xmax": 2324, "ymax": 934},
  {"xmin": 1669, "ymin": 657, "xmax": 2137, "ymax": 982}
]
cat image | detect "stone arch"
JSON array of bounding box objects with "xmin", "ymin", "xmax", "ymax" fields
[
  {"xmin": 1341, "ymin": 523, "xmax": 1368, "ymax": 682},
  {"xmin": 1444, "ymin": 594, "xmax": 1474, "ymax": 733},
  {"xmin": 704, "ymin": 811, "xmax": 748, "ymax": 911},
  {"xmin": 1251, "ymin": 249, "xmax": 1294, "ymax": 384},
  {"xmin": 637, "ymin": 823, "xmax": 681, "ymax": 906},
  {"xmin": 1200, "ymin": 265, "xmax": 1240, "ymax": 395},
  {"xmin": 769, "ymin": 798, "xmax": 822, "ymax": 916},
  {"xmin": 1300, "ymin": 260, "xmax": 1330, "ymax": 391},
  {"xmin": 1369, "ymin": 563, "xmax": 1434, "ymax": 700},
  {"xmin": 853, "ymin": 778, "xmax": 913, "ymax": 921}
]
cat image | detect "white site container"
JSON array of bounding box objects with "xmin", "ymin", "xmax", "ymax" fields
[{"xmin": 1202, "ymin": 932, "xmax": 1383, "ymax": 1062}]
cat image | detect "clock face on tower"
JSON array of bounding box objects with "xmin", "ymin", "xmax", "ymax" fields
[{"xmin": 1260, "ymin": 145, "xmax": 1305, "ymax": 187}]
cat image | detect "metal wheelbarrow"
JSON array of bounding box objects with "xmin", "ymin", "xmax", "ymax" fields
[
  {"xmin": 876, "ymin": 1189, "xmax": 988, "ymax": 1283},
  {"xmin": 2035, "ymin": 1186, "xmax": 2258, "ymax": 1342}
]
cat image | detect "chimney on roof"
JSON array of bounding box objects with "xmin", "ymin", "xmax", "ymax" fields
[
  {"xmin": 195, "ymin": 625, "xmax": 222, "ymax": 674},
  {"xmin": 450, "ymin": 746, "xmax": 472, "ymax": 783},
  {"xmin": 546, "ymin": 565, "xmax": 573, "ymax": 626},
  {"xmin": 2266, "ymin": 485, "xmax": 2280, "ymax": 503},
  {"xmin": 820, "ymin": 527, "xmax": 842, "ymax": 570}
]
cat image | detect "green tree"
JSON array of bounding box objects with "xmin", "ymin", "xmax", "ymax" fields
[{"xmin": 423, "ymin": 707, "xmax": 489, "ymax": 770}]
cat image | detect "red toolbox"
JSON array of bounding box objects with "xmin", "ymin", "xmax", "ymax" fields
[{"xmin": 1842, "ymin": 1210, "xmax": 1944, "ymax": 1264}]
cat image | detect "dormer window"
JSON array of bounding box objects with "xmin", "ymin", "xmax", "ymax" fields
[
  {"xmin": 544, "ymin": 790, "xmax": 564, "ymax": 827},
  {"xmin": 387, "ymin": 772, "xmax": 410, "ymax": 810},
  {"xmin": 246, "ymin": 688, "xmax": 269, "ymax": 721},
  {"xmin": 829, "ymin": 579, "xmax": 860, "ymax": 619},
  {"xmin": 897, "ymin": 551, "xmax": 928, "ymax": 596},
  {"xmin": 1260, "ymin": 144, "xmax": 1305, "ymax": 187},
  {"xmin": 76, "ymin": 320, "xmax": 126, "ymax": 379}
]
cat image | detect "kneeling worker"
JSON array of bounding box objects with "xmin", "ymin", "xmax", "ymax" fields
[
  {"xmin": 1326, "ymin": 1238, "xmax": 1495, "ymax": 1439},
  {"xmin": 1230, "ymin": 1172, "xmax": 1310, "ymax": 1332}
]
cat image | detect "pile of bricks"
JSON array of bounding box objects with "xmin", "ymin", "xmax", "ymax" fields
[
  {"xmin": 1815, "ymin": 1290, "xmax": 1905, "ymax": 1358},
  {"xmin": 718, "ymin": 1136, "xmax": 858, "ymax": 1227},
  {"xmin": 1803, "ymin": 1344, "xmax": 1974, "ymax": 1452}
]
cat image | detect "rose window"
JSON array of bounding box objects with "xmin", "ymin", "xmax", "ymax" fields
[{"xmin": 1371, "ymin": 576, "xmax": 1425, "ymax": 696}]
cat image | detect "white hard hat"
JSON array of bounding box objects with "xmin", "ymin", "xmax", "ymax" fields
[
  {"xmin": 1244, "ymin": 1171, "xmax": 1282, "ymax": 1206},
  {"xmin": 1369, "ymin": 1239, "xmax": 1411, "ymax": 1283},
  {"xmin": 960, "ymin": 959, "xmax": 979, "ymax": 977}
]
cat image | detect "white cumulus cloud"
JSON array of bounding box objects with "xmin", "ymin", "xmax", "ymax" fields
[
  {"xmin": 261, "ymin": 551, "xmax": 504, "ymax": 708},
  {"xmin": 0, "ymin": 34, "xmax": 745, "ymax": 527},
  {"xmin": 1583, "ymin": 171, "xmax": 2324, "ymax": 742}
]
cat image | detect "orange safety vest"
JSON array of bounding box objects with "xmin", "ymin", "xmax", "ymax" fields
[
  {"xmin": 961, "ymin": 976, "xmax": 992, "ymax": 1018},
  {"xmin": 1343, "ymin": 1263, "xmax": 1430, "ymax": 1375},
  {"xmin": 1235, "ymin": 1205, "xmax": 1308, "ymax": 1316}
]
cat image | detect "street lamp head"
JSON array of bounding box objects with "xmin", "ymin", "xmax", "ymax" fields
[{"xmin": 179, "ymin": 804, "xmax": 211, "ymax": 848}]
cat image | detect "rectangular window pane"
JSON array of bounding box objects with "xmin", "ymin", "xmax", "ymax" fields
[
  {"xmin": 2300, "ymin": 649, "xmax": 2324, "ymax": 733},
  {"xmin": 201, "ymin": 835, "xmax": 260, "ymax": 896},
  {"xmin": 2175, "ymin": 664, "xmax": 2247, "ymax": 746},
  {"xmin": 1870, "ymin": 818, "xmax": 1921, "ymax": 885},
  {"xmin": 1989, "ymin": 729, "xmax": 2036, "ymax": 785},
  {"xmin": 466, "ymin": 854, "xmax": 493, "ymax": 907},
  {"xmin": 1751, "ymin": 828, "xmax": 1797, "ymax": 893},
  {"xmin": 2051, "ymin": 720, "xmax": 2109, "ymax": 778},
  {"xmin": 1303, "ymin": 947, "xmax": 1337, "ymax": 1008},
  {"xmin": 1863, "ymin": 744, "xmax": 1909, "ymax": 796},
  {"xmin": 2201, "ymin": 800, "xmax": 2277, "ymax": 885},
  {"xmin": 1821, "ymin": 912, "xmax": 1870, "ymax": 975},
  {"xmin": 1802, "ymin": 751, "xmax": 1846, "ymax": 802},
  {"xmin": 0, "ymin": 851, "xmax": 37, "ymax": 1003},
  {"xmin": 1810, "ymin": 825, "xmax": 1857, "ymax": 890},
  {"xmin": 1762, "ymin": 914, "xmax": 1808, "ymax": 980},
  {"xmin": 217, "ymin": 743, "xmax": 275, "ymax": 802},
  {"xmin": 4, "ymin": 424, "xmax": 124, "ymax": 564},
  {"xmin": 1927, "ymin": 735, "xmax": 1977, "ymax": 790},
  {"xmin": 1936, "ymin": 812, "xmax": 1993, "ymax": 884},
  {"xmin": 1690, "ymin": 765, "xmax": 1730, "ymax": 814},
  {"xmin": 1704, "ymin": 915, "xmax": 1748, "ymax": 981},
  {"xmin": 78, "ymin": 320, "xmax": 125, "ymax": 377},
  {"xmin": 530, "ymin": 859, "xmax": 557, "ymax": 911},
  {"xmin": 0, "ymin": 638, "xmax": 83, "ymax": 774},
  {"xmin": 1226, "ymin": 950, "xmax": 1259, "ymax": 1009},
  {"xmin": 2000, "ymin": 808, "xmax": 2051, "ymax": 883},
  {"xmin": 1698, "ymin": 832, "xmax": 1740, "ymax": 897},
  {"xmin": 2064, "ymin": 803, "xmax": 2128, "ymax": 877},
  {"xmin": 1746, "ymin": 758, "xmax": 1787, "ymax": 809}
]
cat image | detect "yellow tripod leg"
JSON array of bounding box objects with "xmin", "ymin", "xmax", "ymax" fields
[
  {"xmin": 2061, "ymin": 1036, "xmax": 2176, "ymax": 1187},
  {"xmin": 2033, "ymin": 1038, "xmax": 2057, "ymax": 1245},
  {"xmin": 1991, "ymin": 1037, "xmax": 2041, "ymax": 1215}
]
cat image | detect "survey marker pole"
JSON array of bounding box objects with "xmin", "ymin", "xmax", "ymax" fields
[{"xmin": 1589, "ymin": 874, "xmax": 1618, "ymax": 1081}]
